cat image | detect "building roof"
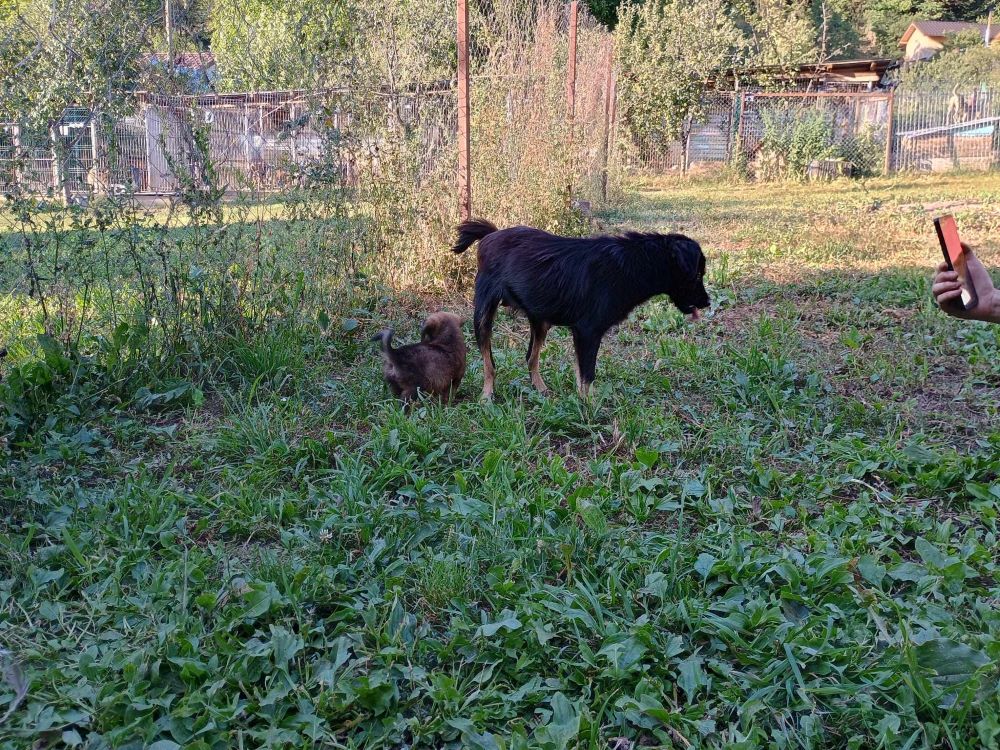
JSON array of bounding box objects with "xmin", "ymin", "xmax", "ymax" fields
[
  {"xmin": 715, "ymin": 58, "xmax": 895, "ymax": 89},
  {"xmin": 899, "ymin": 20, "xmax": 1000, "ymax": 46},
  {"xmin": 745, "ymin": 58, "xmax": 894, "ymax": 75},
  {"xmin": 139, "ymin": 52, "xmax": 216, "ymax": 70}
]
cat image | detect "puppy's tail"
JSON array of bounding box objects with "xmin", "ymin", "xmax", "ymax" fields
[
  {"xmin": 451, "ymin": 219, "xmax": 498, "ymax": 254},
  {"xmin": 371, "ymin": 328, "xmax": 395, "ymax": 356}
]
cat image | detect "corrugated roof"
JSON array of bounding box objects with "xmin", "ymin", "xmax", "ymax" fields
[{"xmin": 899, "ymin": 20, "xmax": 999, "ymax": 46}]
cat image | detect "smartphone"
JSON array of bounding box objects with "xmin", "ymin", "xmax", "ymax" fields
[{"xmin": 934, "ymin": 214, "xmax": 978, "ymax": 311}]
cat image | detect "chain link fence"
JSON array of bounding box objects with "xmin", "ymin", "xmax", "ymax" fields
[
  {"xmin": 618, "ymin": 85, "xmax": 1000, "ymax": 180},
  {"xmin": 0, "ymin": 4, "xmax": 615, "ymax": 222},
  {"xmin": 892, "ymin": 87, "xmax": 1000, "ymax": 172},
  {"xmin": 736, "ymin": 92, "xmax": 891, "ymax": 180}
]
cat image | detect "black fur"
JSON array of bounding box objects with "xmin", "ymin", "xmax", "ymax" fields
[{"xmin": 453, "ymin": 220, "xmax": 710, "ymax": 396}]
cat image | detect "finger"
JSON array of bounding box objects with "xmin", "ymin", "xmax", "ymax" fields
[
  {"xmin": 937, "ymin": 289, "xmax": 964, "ymax": 305},
  {"xmin": 932, "ymin": 280, "xmax": 961, "ymax": 293},
  {"xmin": 937, "ymin": 261, "xmax": 950, "ymax": 272},
  {"xmin": 934, "ymin": 271, "xmax": 958, "ymax": 283}
]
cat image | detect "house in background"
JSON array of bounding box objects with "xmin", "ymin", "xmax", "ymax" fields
[{"xmin": 899, "ymin": 21, "xmax": 999, "ymax": 61}]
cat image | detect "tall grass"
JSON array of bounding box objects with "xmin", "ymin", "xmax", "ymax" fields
[{"xmin": 0, "ymin": 0, "xmax": 617, "ymax": 442}]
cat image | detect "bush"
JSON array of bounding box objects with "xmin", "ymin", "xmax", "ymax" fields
[{"xmin": 757, "ymin": 108, "xmax": 838, "ymax": 180}]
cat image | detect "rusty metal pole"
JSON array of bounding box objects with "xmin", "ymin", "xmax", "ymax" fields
[
  {"xmin": 600, "ymin": 39, "xmax": 613, "ymax": 203},
  {"xmin": 456, "ymin": 0, "xmax": 472, "ymax": 221},
  {"xmin": 565, "ymin": 0, "xmax": 578, "ymax": 205}
]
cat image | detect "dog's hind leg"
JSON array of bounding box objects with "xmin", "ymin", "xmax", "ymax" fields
[
  {"xmin": 571, "ymin": 328, "xmax": 603, "ymax": 400},
  {"xmin": 525, "ymin": 319, "xmax": 551, "ymax": 393},
  {"xmin": 474, "ymin": 282, "xmax": 501, "ymax": 400}
]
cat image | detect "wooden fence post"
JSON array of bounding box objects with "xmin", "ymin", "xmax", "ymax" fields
[
  {"xmin": 456, "ymin": 0, "xmax": 472, "ymax": 221},
  {"xmin": 565, "ymin": 0, "xmax": 578, "ymax": 204},
  {"xmin": 883, "ymin": 91, "xmax": 895, "ymax": 176}
]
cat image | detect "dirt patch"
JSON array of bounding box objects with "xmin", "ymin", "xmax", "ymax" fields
[{"xmin": 709, "ymin": 300, "xmax": 774, "ymax": 330}]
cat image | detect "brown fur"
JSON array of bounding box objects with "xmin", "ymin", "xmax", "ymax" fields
[{"xmin": 373, "ymin": 312, "xmax": 467, "ymax": 402}]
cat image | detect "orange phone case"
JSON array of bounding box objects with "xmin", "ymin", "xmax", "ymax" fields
[{"xmin": 934, "ymin": 214, "xmax": 978, "ymax": 310}]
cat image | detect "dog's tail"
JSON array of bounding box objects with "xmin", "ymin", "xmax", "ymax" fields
[
  {"xmin": 451, "ymin": 219, "xmax": 498, "ymax": 254},
  {"xmin": 371, "ymin": 328, "xmax": 395, "ymax": 357}
]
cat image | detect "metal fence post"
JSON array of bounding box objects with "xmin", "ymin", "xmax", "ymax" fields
[
  {"xmin": 11, "ymin": 124, "xmax": 22, "ymax": 188},
  {"xmin": 89, "ymin": 113, "xmax": 103, "ymax": 195},
  {"xmin": 600, "ymin": 39, "xmax": 613, "ymax": 203},
  {"xmin": 565, "ymin": 0, "xmax": 578, "ymax": 204},
  {"xmin": 456, "ymin": 0, "xmax": 472, "ymax": 221},
  {"xmin": 735, "ymin": 92, "xmax": 746, "ymax": 168},
  {"xmin": 49, "ymin": 122, "xmax": 69, "ymax": 204},
  {"xmin": 883, "ymin": 91, "xmax": 895, "ymax": 176}
]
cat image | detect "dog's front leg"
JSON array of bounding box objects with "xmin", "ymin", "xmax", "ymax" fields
[{"xmin": 571, "ymin": 328, "xmax": 602, "ymax": 400}]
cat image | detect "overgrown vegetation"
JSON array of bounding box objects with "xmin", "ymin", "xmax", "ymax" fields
[
  {"xmin": 615, "ymin": 0, "xmax": 742, "ymax": 166},
  {"xmin": 3, "ymin": 0, "xmax": 1000, "ymax": 746},
  {"xmin": 3, "ymin": 173, "xmax": 1000, "ymax": 748},
  {"xmin": 753, "ymin": 106, "xmax": 885, "ymax": 180}
]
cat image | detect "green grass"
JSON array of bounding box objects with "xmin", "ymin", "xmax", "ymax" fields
[{"xmin": 3, "ymin": 173, "xmax": 1000, "ymax": 748}]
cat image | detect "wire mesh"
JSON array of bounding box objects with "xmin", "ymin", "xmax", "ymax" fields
[
  {"xmin": 736, "ymin": 92, "xmax": 891, "ymax": 180},
  {"xmin": 617, "ymin": 93, "xmax": 738, "ymax": 175},
  {"xmin": 892, "ymin": 87, "xmax": 1000, "ymax": 172}
]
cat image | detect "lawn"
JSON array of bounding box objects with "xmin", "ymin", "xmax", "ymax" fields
[{"xmin": 2, "ymin": 172, "xmax": 1000, "ymax": 749}]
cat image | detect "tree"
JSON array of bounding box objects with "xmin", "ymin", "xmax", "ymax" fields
[
  {"xmin": 865, "ymin": 0, "xmax": 946, "ymax": 55},
  {"xmin": 615, "ymin": 0, "xmax": 746, "ymax": 169},
  {"xmin": 736, "ymin": 0, "xmax": 818, "ymax": 67},
  {"xmin": 0, "ymin": 0, "xmax": 150, "ymax": 124},
  {"xmin": 584, "ymin": 0, "xmax": 627, "ymax": 28},
  {"xmin": 809, "ymin": 0, "xmax": 866, "ymax": 59},
  {"xmin": 210, "ymin": 0, "xmax": 354, "ymax": 90}
]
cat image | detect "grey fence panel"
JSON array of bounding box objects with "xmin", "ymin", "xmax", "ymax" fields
[
  {"xmin": 618, "ymin": 93, "xmax": 737, "ymax": 174},
  {"xmin": 1, "ymin": 86, "xmax": 460, "ymax": 197},
  {"xmin": 4, "ymin": 83, "xmax": 997, "ymax": 196},
  {"xmin": 616, "ymin": 85, "xmax": 1000, "ymax": 179}
]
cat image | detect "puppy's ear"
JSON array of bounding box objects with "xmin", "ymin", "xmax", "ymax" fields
[{"xmin": 420, "ymin": 318, "xmax": 438, "ymax": 342}]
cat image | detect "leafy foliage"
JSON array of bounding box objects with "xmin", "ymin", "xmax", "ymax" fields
[
  {"xmin": 615, "ymin": 0, "xmax": 744, "ymax": 145},
  {"xmin": 736, "ymin": 0, "xmax": 819, "ymax": 67},
  {"xmin": 210, "ymin": 0, "xmax": 354, "ymax": 90},
  {"xmin": 0, "ymin": 0, "xmax": 149, "ymax": 123}
]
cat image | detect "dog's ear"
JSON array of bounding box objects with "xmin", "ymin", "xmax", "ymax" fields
[
  {"xmin": 420, "ymin": 318, "xmax": 438, "ymax": 342},
  {"xmin": 672, "ymin": 236, "xmax": 702, "ymax": 279}
]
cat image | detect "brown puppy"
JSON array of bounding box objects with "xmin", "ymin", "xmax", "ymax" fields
[{"xmin": 373, "ymin": 312, "xmax": 466, "ymax": 403}]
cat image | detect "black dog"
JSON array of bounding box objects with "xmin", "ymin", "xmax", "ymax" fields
[{"xmin": 451, "ymin": 219, "xmax": 710, "ymax": 399}]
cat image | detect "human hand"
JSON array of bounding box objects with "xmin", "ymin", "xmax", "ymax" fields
[{"xmin": 932, "ymin": 244, "xmax": 1000, "ymax": 323}]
